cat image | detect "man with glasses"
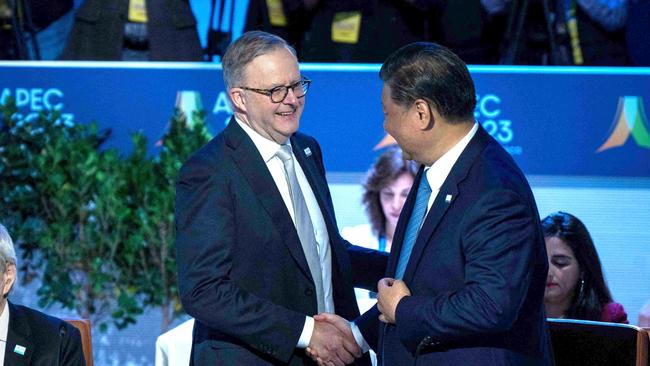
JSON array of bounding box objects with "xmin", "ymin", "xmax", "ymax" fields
[{"xmin": 175, "ymin": 31, "xmax": 386, "ymax": 366}]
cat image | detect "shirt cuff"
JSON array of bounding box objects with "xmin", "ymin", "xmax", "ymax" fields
[
  {"xmin": 297, "ymin": 316, "xmax": 314, "ymax": 348},
  {"xmin": 351, "ymin": 321, "xmax": 370, "ymax": 353}
]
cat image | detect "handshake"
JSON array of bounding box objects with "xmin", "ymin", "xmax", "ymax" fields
[
  {"xmin": 306, "ymin": 313, "xmax": 361, "ymax": 366},
  {"xmin": 306, "ymin": 278, "xmax": 411, "ymax": 366}
]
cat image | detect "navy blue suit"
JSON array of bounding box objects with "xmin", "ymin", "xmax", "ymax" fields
[
  {"xmin": 358, "ymin": 126, "xmax": 554, "ymax": 365},
  {"xmin": 176, "ymin": 119, "xmax": 386, "ymax": 365}
]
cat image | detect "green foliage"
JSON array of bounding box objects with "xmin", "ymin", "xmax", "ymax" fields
[{"xmin": 0, "ymin": 98, "xmax": 210, "ymax": 331}]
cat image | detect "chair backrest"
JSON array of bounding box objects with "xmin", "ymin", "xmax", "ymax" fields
[
  {"xmin": 548, "ymin": 318, "xmax": 648, "ymax": 366},
  {"xmin": 64, "ymin": 318, "xmax": 93, "ymax": 366}
]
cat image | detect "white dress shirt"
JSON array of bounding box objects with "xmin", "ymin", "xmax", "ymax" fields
[
  {"xmin": 423, "ymin": 122, "xmax": 479, "ymax": 215},
  {"xmin": 0, "ymin": 303, "xmax": 10, "ymax": 366},
  {"xmin": 235, "ymin": 118, "xmax": 333, "ymax": 348}
]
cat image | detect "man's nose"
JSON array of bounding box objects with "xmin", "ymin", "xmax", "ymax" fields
[{"xmin": 283, "ymin": 88, "xmax": 298, "ymax": 104}]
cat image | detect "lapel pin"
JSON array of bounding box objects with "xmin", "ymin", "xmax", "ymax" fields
[
  {"xmin": 303, "ymin": 147, "xmax": 312, "ymax": 157},
  {"xmin": 445, "ymin": 194, "xmax": 453, "ymax": 203},
  {"xmin": 14, "ymin": 344, "xmax": 26, "ymax": 356}
]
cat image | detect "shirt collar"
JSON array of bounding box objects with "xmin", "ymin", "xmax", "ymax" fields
[
  {"xmin": 425, "ymin": 122, "xmax": 479, "ymax": 190},
  {"xmin": 0, "ymin": 301, "xmax": 10, "ymax": 343},
  {"xmin": 235, "ymin": 117, "xmax": 290, "ymax": 162}
]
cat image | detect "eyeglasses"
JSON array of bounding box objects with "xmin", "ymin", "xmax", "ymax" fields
[{"xmin": 239, "ymin": 77, "xmax": 311, "ymax": 103}]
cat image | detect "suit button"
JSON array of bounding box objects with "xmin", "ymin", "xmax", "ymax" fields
[{"xmin": 305, "ymin": 289, "xmax": 313, "ymax": 296}]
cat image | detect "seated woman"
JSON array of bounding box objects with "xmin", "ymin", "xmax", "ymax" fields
[
  {"xmin": 542, "ymin": 211, "xmax": 628, "ymax": 323},
  {"xmin": 342, "ymin": 146, "xmax": 418, "ymax": 253}
]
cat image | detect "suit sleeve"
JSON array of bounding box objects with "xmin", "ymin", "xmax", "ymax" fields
[
  {"xmin": 175, "ymin": 155, "xmax": 306, "ymax": 363},
  {"xmin": 394, "ymin": 189, "xmax": 541, "ymax": 346},
  {"xmin": 58, "ymin": 322, "xmax": 86, "ymax": 366}
]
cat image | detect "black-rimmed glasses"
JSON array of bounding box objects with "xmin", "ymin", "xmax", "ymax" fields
[{"xmin": 239, "ymin": 77, "xmax": 311, "ymax": 103}]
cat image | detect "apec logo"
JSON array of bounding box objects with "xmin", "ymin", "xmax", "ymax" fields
[
  {"xmin": 475, "ymin": 94, "xmax": 522, "ymax": 155},
  {"xmin": 174, "ymin": 90, "xmax": 232, "ymax": 135},
  {"xmin": 0, "ymin": 87, "xmax": 74, "ymax": 125},
  {"xmin": 596, "ymin": 96, "xmax": 650, "ymax": 153}
]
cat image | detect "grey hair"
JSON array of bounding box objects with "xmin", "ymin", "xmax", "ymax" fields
[
  {"xmin": 0, "ymin": 224, "xmax": 17, "ymax": 273},
  {"xmin": 221, "ymin": 31, "xmax": 297, "ymax": 90}
]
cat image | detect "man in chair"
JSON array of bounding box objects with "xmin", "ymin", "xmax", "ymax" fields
[{"xmin": 0, "ymin": 223, "xmax": 85, "ymax": 365}]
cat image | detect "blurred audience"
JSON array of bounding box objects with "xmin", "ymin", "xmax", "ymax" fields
[
  {"xmin": 542, "ymin": 211, "xmax": 628, "ymax": 323},
  {"xmin": 496, "ymin": 0, "xmax": 630, "ymax": 65},
  {"xmin": 0, "ymin": 0, "xmax": 75, "ymax": 60},
  {"xmin": 61, "ymin": 0, "xmax": 202, "ymax": 61},
  {"xmin": 0, "ymin": 223, "xmax": 85, "ymax": 365},
  {"xmin": 298, "ymin": 0, "xmax": 440, "ymax": 62},
  {"xmin": 2, "ymin": 0, "xmax": 637, "ymax": 64},
  {"xmin": 244, "ymin": 0, "xmax": 317, "ymax": 56}
]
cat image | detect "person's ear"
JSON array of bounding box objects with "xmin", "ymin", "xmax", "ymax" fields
[
  {"xmin": 413, "ymin": 99, "xmax": 433, "ymax": 130},
  {"xmin": 2, "ymin": 263, "xmax": 16, "ymax": 298},
  {"xmin": 229, "ymin": 88, "xmax": 247, "ymax": 112}
]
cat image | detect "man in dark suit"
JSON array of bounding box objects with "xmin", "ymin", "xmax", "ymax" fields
[
  {"xmin": 314, "ymin": 42, "xmax": 553, "ymax": 365},
  {"xmin": 175, "ymin": 31, "xmax": 386, "ymax": 365},
  {"xmin": 0, "ymin": 224, "xmax": 85, "ymax": 366}
]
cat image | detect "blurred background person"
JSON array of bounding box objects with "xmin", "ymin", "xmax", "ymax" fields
[
  {"xmin": 244, "ymin": 0, "xmax": 318, "ymax": 56},
  {"xmin": 61, "ymin": 0, "xmax": 202, "ymax": 61},
  {"xmin": 542, "ymin": 211, "xmax": 628, "ymax": 323},
  {"xmin": 0, "ymin": 0, "xmax": 76, "ymax": 60},
  {"xmin": 638, "ymin": 300, "xmax": 650, "ymax": 327},
  {"xmin": 342, "ymin": 146, "xmax": 417, "ymax": 255},
  {"xmin": 0, "ymin": 223, "xmax": 85, "ymax": 365},
  {"xmin": 298, "ymin": 0, "xmax": 440, "ymax": 62},
  {"xmin": 495, "ymin": 0, "xmax": 630, "ymax": 65},
  {"xmin": 340, "ymin": 146, "xmax": 417, "ymax": 366}
]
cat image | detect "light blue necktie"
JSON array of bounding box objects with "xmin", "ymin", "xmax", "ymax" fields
[{"xmin": 395, "ymin": 172, "xmax": 432, "ymax": 279}]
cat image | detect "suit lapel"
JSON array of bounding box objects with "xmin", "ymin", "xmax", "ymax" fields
[
  {"xmin": 290, "ymin": 137, "xmax": 335, "ymax": 232},
  {"xmin": 291, "ymin": 136, "xmax": 349, "ymax": 283},
  {"xmin": 224, "ymin": 119, "xmax": 313, "ymax": 282},
  {"xmin": 400, "ymin": 126, "xmax": 492, "ymax": 283},
  {"xmin": 5, "ymin": 302, "xmax": 34, "ymax": 365}
]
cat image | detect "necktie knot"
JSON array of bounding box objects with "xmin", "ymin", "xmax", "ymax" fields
[{"xmin": 276, "ymin": 145, "xmax": 293, "ymax": 163}]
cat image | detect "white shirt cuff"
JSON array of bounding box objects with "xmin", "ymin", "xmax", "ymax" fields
[
  {"xmin": 350, "ymin": 321, "xmax": 370, "ymax": 353},
  {"xmin": 297, "ymin": 316, "xmax": 314, "ymax": 348}
]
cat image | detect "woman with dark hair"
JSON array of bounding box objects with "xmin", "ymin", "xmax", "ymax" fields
[
  {"xmin": 342, "ymin": 146, "xmax": 418, "ymax": 253},
  {"xmin": 341, "ymin": 146, "xmax": 417, "ymax": 366},
  {"xmin": 542, "ymin": 211, "xmax": 628, "ymax": 323}
]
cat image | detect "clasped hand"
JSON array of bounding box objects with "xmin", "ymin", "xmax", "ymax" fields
[
  {"xmin": 306, "ymin": 313, "xmax": 361, "ymax": 366},
  {"xmin": 377, "ymin": 277, "xmax": 411, "ymax": 324}
]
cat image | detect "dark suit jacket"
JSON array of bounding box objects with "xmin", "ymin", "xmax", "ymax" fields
[
  {"xmin": 4, "ymin": 301, "xmax": 85, "ymax": 366},
  {"xmin": 175, "ymin": 119, "xmax": 386, "ymax": 365},
  {"xmin": 358, "ymin": 126, "xmax": 554, "ymax": 365}
]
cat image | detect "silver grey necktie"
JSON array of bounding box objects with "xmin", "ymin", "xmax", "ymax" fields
[{"xmin": 276, "ymin": 145, "xmax": 326, "ymax": 313}]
